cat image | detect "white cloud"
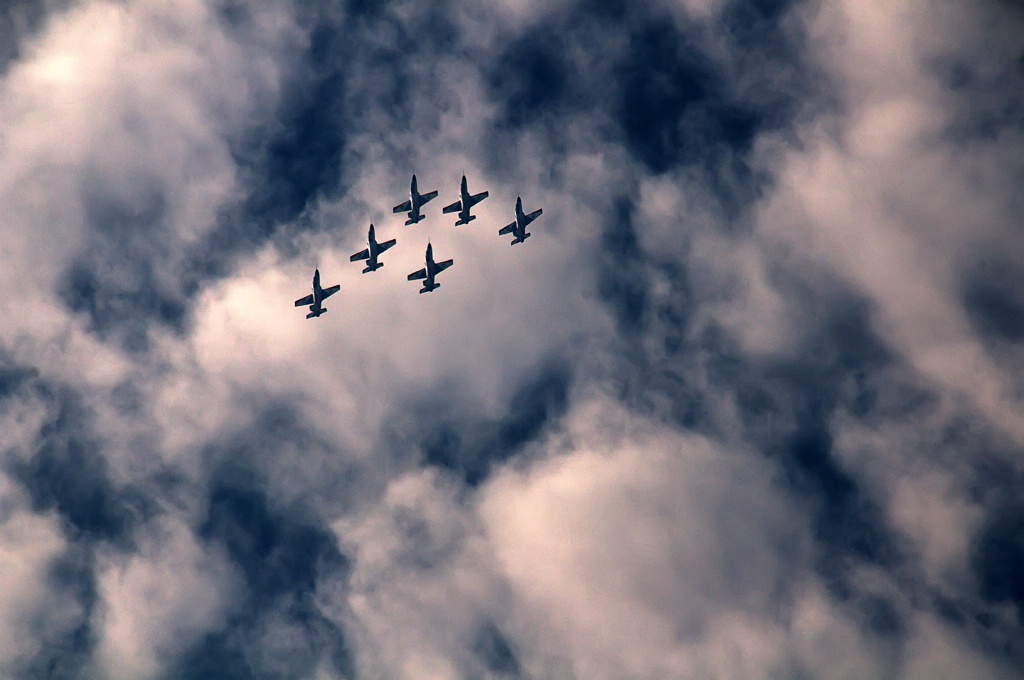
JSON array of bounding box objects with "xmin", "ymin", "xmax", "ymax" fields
[
  {"xmin": 327, "ymin": 395, "xmax": 1021, "ymax": 679},
  {"xmin": 901, "ymin": 613, "xmax": 1021, "ymax": 680},
  {"xmin": 0, "ymin": 0, "xmax": 308, "ymax": 501},
  {"xmin": 830, "ymin": 403, "xmax": 987, "ymax": 584},
  {"xmin": 754, "ymin": 0, "xmax": 1024, "ymax": 439},
  {"xmin": 720, "ymin": 3, "xmax": 1024, "ymax": 623},
  {"xmin": 0, "ymin": 473, "xmax": 81, "ymax": 675},
  {"xmin": 92, "ymin": 516, "xmax": 241, "ymax": 680},
  {"xmin": 327, "ymin": 468, "xmax": 506, "ymax": 680},
  {"xmin": 0, "ymin": 0, "xmax": 298, "ymax": 352},
  {"xmin": 479, "ymin": 398, "xmax": 809, "ymax": 679}
]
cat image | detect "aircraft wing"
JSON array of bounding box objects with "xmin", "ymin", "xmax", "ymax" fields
[
  {"xmin": 321, "ymin": 285, "xmax": 340, "ymax": 299},
  {"xmin": 524, "ymin": 208, "xmax": 543, "ymax": 225},
  {"xmin": 393, "ymin": 200, "xmax": 412, "ymax": 213},
  {"xmin": 498, "ymin": 222, "xmax": 515, "ymax": 235},
  {"xmin": 295, "ymin": 294, "xmax": 314, "ymax": 307},
  {"xmin": 435, "ymin": 259, "xmax": 453, "ymax": 273},
  {"xmin": 442, "ymin": 200, "xmax": 462, "ymax": 214},
  {"xmin": 407, "ymin": 268, "xmax": 427, "ymax": 281},
  {"xmin": 378, "ymin": 238, "xmax": 396, "ymax": 252},
  {"xmin": 350, "ymin": 248, "xmax": 370, "ymax": 262},
  {"xmin": 420, "ymin": 190, "xmax": 438, "ymax": 204},
  {"xmin": 468, "ymin": 191, "xmax": 488, "ymax": 207}
]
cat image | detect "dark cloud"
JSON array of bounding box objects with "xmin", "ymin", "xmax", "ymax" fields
[
  {"xmin": 227, "ymin": 18, "xmax": 348, "ymax": 229},
  {"xmin": 483, "ymin": 0, "xmax": 781, "ymax": 175},
  {"xmin": 472, "ymin": 620, "xmax": 521, "ymax": 677},
  {"xmin": 596, "ymin": 197, "xmax": 648, "ymax": 334},
  {"xmin": 974, "ymin": 504, "xmax": 1024, "ymax": 620},
  {"xmin": 169, "ymin": 595, "xmax": 353, "ymax": 680},
  {"xmin": 199, "ymin": 481, "xmax": 346, "ymax": 602},
  {"xmin": 786, "ymin": 425, "xmax": 899, "ymax": 569},
  {"xmin": 15, "ymin": 546, "xmax": 97, "ymax": 680},
  {"xmin": 488, "ymin": 30, "xmax": 570, "ymax": 129},
  {"xmin": 9, "ymin": 384, "xmax": 147, "ymax": 544},
  {"xmin": 56, "ymin": 179, "xmax": 189, "ymax": 350},
  {"xmin": 0, "ymin": 358, "xmax": 39, "ymax": 400},
  {"xmin": 964, "ymin": 264, "xmax": 1024, "ymax": 342},
  {"xmin": 385, "ymin": 360, "xmax": 572, "ymax": 486},
  {"xmin": 0, "ymin": 0, "xmax": 53, "ymax": 76},
  {"xmin": 179, "ymin": 470, "xmax": 352, "ymax": 679},
  {"xmin": 615, "ymin": 19, "xmax": 758, "ymax": 174}
]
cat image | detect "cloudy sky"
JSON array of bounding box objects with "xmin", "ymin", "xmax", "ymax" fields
[{"xmin": 1, "ymin": 0, "xmax": 1023, "ymax": 678}]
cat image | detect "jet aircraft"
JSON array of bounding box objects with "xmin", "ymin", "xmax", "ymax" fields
[
  {"xmin": 294, "ymin": 268, "xmax": 340, "ymax": 319},
  {"xmin": 393, "ymin": 175, "xmax": 438, "ymax": 225},
  {"xmin": 498, "ymin": 196, "xmax": 543, "ymax": 245},
  {"xmin": 442, "ymin": 175, "xmax": 489, "ymax": 226},
  {"xmin": 407, "ymin": 242, "xmax": 453, "ymax": 294},
  {"xmin": 349, "ymin": 223, "xmax": 396, "ymax": 273}
]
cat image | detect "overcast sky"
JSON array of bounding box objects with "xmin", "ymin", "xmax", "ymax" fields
[{"xmin": 1, "ymin": 0, "xmax": 1023, "ymax": 678}]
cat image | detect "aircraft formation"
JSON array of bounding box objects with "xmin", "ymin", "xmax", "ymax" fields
[{"xmin": 295, "ymin": 174, "xmax": 543, "ymax": 318}]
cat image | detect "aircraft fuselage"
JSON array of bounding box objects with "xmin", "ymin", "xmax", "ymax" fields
[
  {"xmin": 408, "ymin": 242, "xmax": 453, "ymax": 293},
  {"xmin": 295, "ymin": 268, "xmax": 340, "ymax": 318},
  {"xmin": 395, "ymin": 175, "xmax": 438, "ymax": 225},
  {"xmin": 500, "ymin": 196, "xmax": 542, "ymax": 245}
]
